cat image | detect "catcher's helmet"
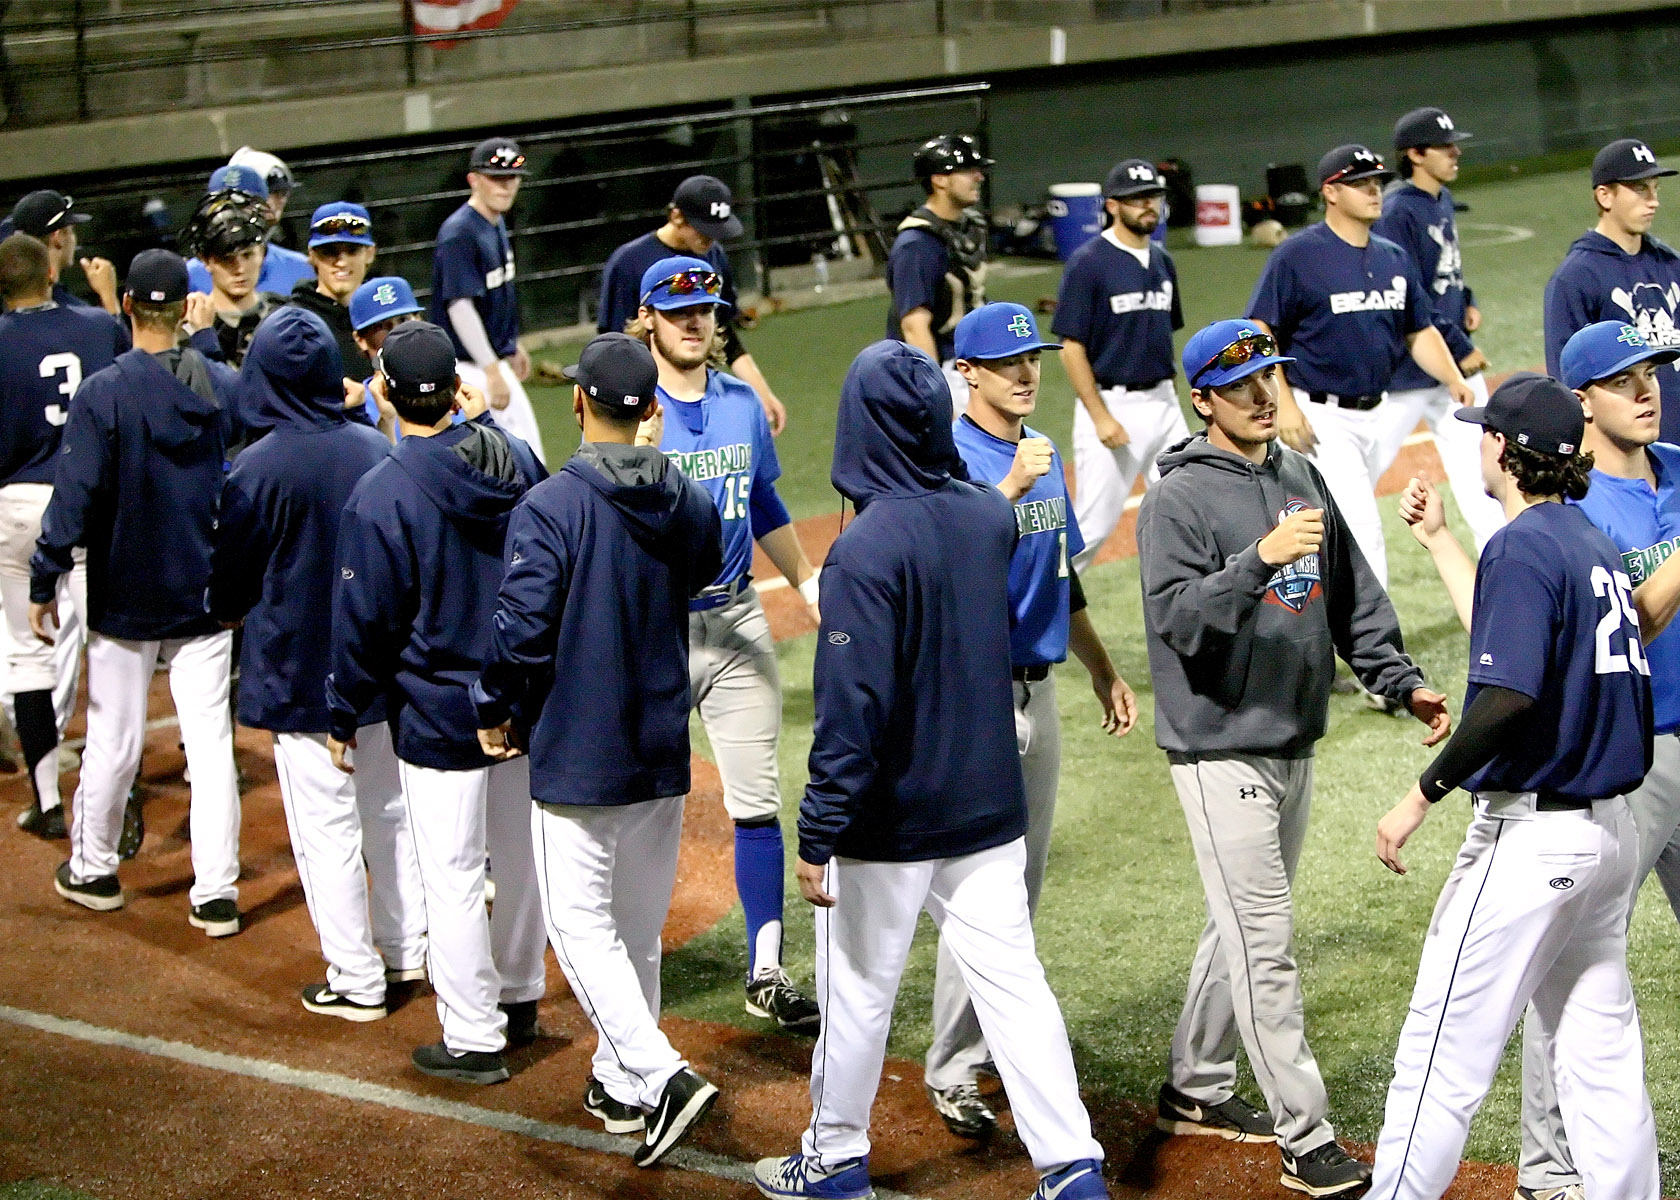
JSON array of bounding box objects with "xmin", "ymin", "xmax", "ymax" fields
[
  {"xmin": 228, "ymin": 146, "xmax": 296, "ymax": 195},
  {"xmin": 912, "ymin": 134, "xmax": 994, "ymax": 185},
  {"xmin": 183, "ymin": 189, "xmax": 270, "ymax": 261}
]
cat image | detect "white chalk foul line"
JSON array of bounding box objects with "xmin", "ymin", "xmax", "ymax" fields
[
  {"xmin": 0, "ymin": 1002, "xmax": 927, "ymax": 1200},
  {"xmin": 1458, "ymin": 221, "xmax": 1534, "ymax": 247}
]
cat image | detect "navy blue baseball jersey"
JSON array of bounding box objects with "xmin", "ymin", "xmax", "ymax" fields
[
  {"xmin": 430, "ymin": 203, "xmax": 519, "ymax": 360},
  {"xmin": 1372, "ymin": 183, "xmax": 1475, "ymax": 392},
  {"xmin": 597, "ymin": 232, "xmax": 737, "ymax": 339},
  {"xmin": 1573, "ymin": 441, "xmax": 1680, "ymax": 734},
  {"xmin": 1463, "ymin": 501, "xmax": 1652, "ymax": 798},
  {"xmin": 886, "ymin": 229, "xmax": 955, "ymax": 361},
  {"xmin": 952, "ymin": 415, "xmax": 1084, "ymax": 666},
  {"xmin": 0, "ymin": 302, "xmax": 126, "ymax": 486},
  {"xmin": 1245, "ymin": 222, "xmax": 1432, "ymax": 396},
  {"xmin": 659, "ymin": 369, "xmax": 783, "ymax": 591},
  {"xmin": 1051, "ymin": 235, "xmax": 1182, "ymax": 386}
]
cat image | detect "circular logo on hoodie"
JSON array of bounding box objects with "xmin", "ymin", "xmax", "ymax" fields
[
  {"xmin": 340, "ymin": 567, "xmax": 354, "ymax": 579},
  {"xmin": 827, "ymin": 631, "xmax": 851, "ymax": 645}
]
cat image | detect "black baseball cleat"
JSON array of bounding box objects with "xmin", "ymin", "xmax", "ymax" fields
[
  {"xmin": 500, "ymin": 999, "xmax": 539, "ymax": 1049},
  {"xmin": 1155, "ymin": 1082, "xmax": 1276, "ymax": 1143},
  {"xmin": 744, "ymin": 968, "xmax": 821, "ymax": 1034},
  {"xmin": 54, "ymin": 861, "xmax": 123, "ymax": 911},
  {"xmin": 117, "ymin": 790, "xmax": 144, "ymax": 861},
  {"xmin": 926, "ymin": 1082, "xmax": 997, "ymax": 1139},
  {"xmin": 411, "ymin": 1041, "xmax": 510, "ymax": 1085},
  {"xmin": 584, "ymin": 1076, "xmax": 646, "ymax": 1134},
  {"xmin": 188, "ymin": 899, "xmax": 241, "ymax": 938},
  {"xmin": 633, "ymin": 1067, "xmax": 718, "ymax": 1166},
  {"xmin": 17, "ymin": 803, "xmax": 66, "ymax": 840},
  {"xmin": 1280, "ymin": 1141, "xmax": 1372, "ymax": 1197}
]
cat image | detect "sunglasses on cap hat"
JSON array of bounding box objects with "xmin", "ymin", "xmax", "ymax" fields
[
  {"xmin": 642, "ymin": 267, "xmax": 723, "ymax": 305},
  {"xmin": 1191, "ymin": 331, "xmax": 1280, "ymax": 386},
  {"xmin": 312, "ymin": 213, "xmax": 371, "ymax": 239},
  {"xmin": 481, "ymin": 146, "xmax": 525, "ymax": 173}
]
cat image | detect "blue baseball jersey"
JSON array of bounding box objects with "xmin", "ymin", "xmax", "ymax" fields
[
  {"xmin": 1464, "ymin": 501, "xmax": 1652, "ymax": 798},
  {"xmin": 0, "ymin": 302, "xmax": 126, "ymax": 486},
  {"xmin": 1573, "ymin": 442, "xmax": 1680, "ymax": 733},
  {"xmin": 1245, "ymin": 222, "xmax": 1432, "ymax": 396},
  {"xmin": 1051, "ymin": 234, "xmax": 1183, "ymax": 387},
  {"xmin": 597, "ymin": 232, "xmax": 736, "ymax": 339},
  {"xmin": 1372, "ymin": 182, "xmax": 1476, "ymax": 392},
  {"xmin": 430, "ymin": 203, "xmax": 519, "ymax": 360},
  {"xmin": 659, "ymin": 369, "xmax": 782, "ymax": 591},
  {"xmin": 952, "ymin": 416, "xmax": 1083, "ymax": 666}
]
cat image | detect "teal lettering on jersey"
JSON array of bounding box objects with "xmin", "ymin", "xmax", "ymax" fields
[
  {"xmin": 1623, "ymin": 536, "xmax": 1680, "ymax": 585},
  {"xmin": 670, "ymin": 442, "xmax": 752, "ymax": 483},
  {"xmin": 1015, "ymin": 495, "xmax": 1067, "ymax": 537}
]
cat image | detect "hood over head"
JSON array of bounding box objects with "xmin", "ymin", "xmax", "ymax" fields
[
  {"xmin": 831, "ymin": 340, "xmax": 969, "ymax": 510},
  {"xmin": 568, "ymin": 442, "xmax": 694, "ymax": 551},
  {"xmin": 241, "ymin": 306, "xmax": 346, "ymax": 430}
]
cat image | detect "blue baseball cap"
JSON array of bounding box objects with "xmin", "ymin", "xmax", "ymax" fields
[
  {"xmin": 207, "ymin": 164, "xmax": 268, "ymax": 198},
  {"xmin": 1183, "ymin": 319, "xmax": 1295, "ymax": 389},
  {"xmin": 349, "ymin": 276, "xmax": 423, "ymax": 332},
  {"xmin": 308, "ymin": 201, "xmax": 374, "ymax": 248},
  {"xmin": 1559, "ymin": 320, "xmax": 1679, "ymax": 390},
  {"xmin": 639, "ymin": 255, "xmax": 732, "ymax": 312},
  {"xmin": 953, "ymin": 303, "xmax": 1060, "ymax": 361}
]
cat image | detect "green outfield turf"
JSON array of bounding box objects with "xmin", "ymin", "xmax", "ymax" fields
[{"xmin": 522, "ymin": 162, "xmax": 1680, "ymax": 1176}]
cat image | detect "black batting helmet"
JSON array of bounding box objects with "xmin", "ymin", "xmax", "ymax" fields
[{"xmin": 912, "ymin": 134, "xmax": 994, "ymax": 186}]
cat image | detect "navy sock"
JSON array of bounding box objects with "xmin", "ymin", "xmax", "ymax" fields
[
  {"xmin": 14, "ymin": 689, "xmax": 57, "ymax": 809},
  {"xmin": 734, "ymin": 819, "xmax": 785, "ymax": 978}
]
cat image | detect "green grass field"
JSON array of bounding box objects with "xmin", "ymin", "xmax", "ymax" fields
[{"xmin": 513, "ymin": 162, "xmax": 1680, "ymax": 1176}]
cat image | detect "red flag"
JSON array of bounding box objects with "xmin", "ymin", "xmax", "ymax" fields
[{"xmin": 411, "ymin": 0, "xmax": 519, "ymax": 40}]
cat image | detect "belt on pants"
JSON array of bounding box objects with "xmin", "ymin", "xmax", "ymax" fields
[
  {"xmin": 1012, "ymin": 663, "xmax": 1050, "ymax": 683},
  {"xmin": 1100, "ymin": 378, "xmax": 1171, "ymax": 393},
  {"xmin": 1305, "ymin": 391, "xmax": 1383, "ymax": 411},
  {"xmin": 1535, "ymin": 790, "xmax": 1594, "ymax": 812},
  {"xmin": 690, "ymin": 576, "xmax": 750, "ymax": 612}
]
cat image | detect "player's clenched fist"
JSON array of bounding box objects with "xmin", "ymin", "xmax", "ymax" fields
[
  {"xmin": 1000, "ymin": 436, "xmax": 1053, "ymax": 501},
  {"xmin": 1257, "ymin": 507, "xmax": 1323, "ymax": 566}
]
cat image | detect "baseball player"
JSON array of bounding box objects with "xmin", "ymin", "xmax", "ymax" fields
[
  {"xmin": 1371, "ymin": 372, "xmax": 1658, "ymax": 1199},
  {"xmin": 32, "ymin": 250, "xmax": 245, "ymax": 935},
  {"xmin": 185, "ymin": 165, "xmax": 315, "ymax": 298},
  {"xmin": 1372, "ymin": 106, "xmax": 1505, "ymax": 550},
  {"xmin": 181, "ymin": 183, "xmax": 286, "ymax": 368},
  {"xmin": 626, "ymin": 255, "xmax": 821, "ymax": 1031},
  {"xmin": 7, "ymin": 190, "xmax": 119, "ymax": 315},
  {"xmin": 326, "ymin": 320, "xmax": 547, "ymax": 1083},
  {"xmin": 886, "ymin": 133, "xmax": 991, "ymax": 403},
  {"xmin": 1544, "ymin": 136, "xmax": 1680, "ymax": 444},
  {"xmin": 430, "ymin": 136, "xmax": 544, "ymax": 461},
  {"xmin": 754, "ymin": 340, "xmax": 1107, "ymax": 1200},
  {"xmin": 1137, "ymin": 319, "xmax": 1449, "ymax": 1197},
  {"xmin": 1245, "ymin": 143, "xmax": 1473, "ymax": 591},
  {"xmin": 927, "ymin": 302, "xmax": 1138, "ymax": 1138},
  {"xmin": 1052, "ymin": 158, "xmax": 1185, "ymax": 572},
  {"xmin": 0, "ymin": 233, "xmax": 123, "ymax": 839},
  {"xmin": 349, "ymin": 276, "xmax": 423, "ymax": 438},
  {"xmin": 209, "ymin": 307, "xmax": 426, "ymax": 1020},
  {"xmin": 287, "ymin": 202, "xmax": 377, "ymax": 381},
  {"xmin": 597, "ymin": 175, "xmax": 788, "ymax": 434},
  {"xmin": 227, "ymin": 146, "xmax": 301, "ymax": 231},
  {"xmin": 474, "ymin": 331, "xmax": 725, "ymax": 1166}
]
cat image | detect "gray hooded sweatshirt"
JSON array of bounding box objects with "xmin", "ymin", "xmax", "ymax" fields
[{"xmin": 1137, "ymin": 434, "xmax": 1424, "ymax": 760}]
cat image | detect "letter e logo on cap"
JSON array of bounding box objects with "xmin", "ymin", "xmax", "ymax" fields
[{"xmin": 1008, "ymin": 314, "xmax": 1032, "ymax": 338}]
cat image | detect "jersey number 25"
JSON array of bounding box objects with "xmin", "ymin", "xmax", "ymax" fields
[{"xmin": 1592, "ymin": 565, "xmax": 1650, "ymax": 677}]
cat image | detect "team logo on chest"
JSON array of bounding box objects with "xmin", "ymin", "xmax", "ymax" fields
[
  {"xmin": 1015, "ymin": 494, "xmax": 1067, "ymax": 536},
  {"xmin": 1263, "ymin": 499, "xmax": 1323, "ymax": 613},
  {"xmin": 1109, "ymin": 280, "xmax": 1174, "ymax": 315},
  {"xmin": 1330, "ymin": 275, "xmax": 1407, "ymax": 315},
  {"xmin": 1611, "ymin": 282, "xmax": 1680, "ymax": 348},
  {"xmin": 1623, "ymin": 537, "xmax": 1680, "ymax": 585}
]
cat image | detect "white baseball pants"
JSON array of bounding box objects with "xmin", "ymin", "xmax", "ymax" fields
[
  {"xmin": 1370, "ymin": 795, "xmax": 1657, "ymax": 1200},
  {"xmin": 927, "ymin": 674, "xmax": 1060, "ymax": 1090},
  {"xmin": 1294, "ymin": 389, "xmax": 1394, "ymax": 588},
  {"xmin": 689, "ymin": 590, "xmax": 782, "ymax": 824},
  {"xmin": 1380, "ymin": 372, "xmax": 1504, "ymax": 551},
  {"xmin": 67, "ymin": 630, "xmax": 239, "ymax": 905},
  {"xmin": 1071, "ymin": 380, "xmax": 1188, "ymax": 573},
  {"xmin": 456, "ymin": 359, "xmax": 545, "ymax": 465},
  {"xmin": 940, "ymin": 362, "xmax": 969, "ymax": 410},
  {"xmin": 533, "ymin": 794, "xmax": 688, "ymax": 1110},
  {"xmin": 398, "ymin": 756, "xmax": 545, "ymax": 1055},
  {"xmin": 273, "ymin": 723, "xmax": 427, "ymax": 1005},
  {"xmin": 802, "ymin": 838, "xmax": 1103, "ymax": 1174}
]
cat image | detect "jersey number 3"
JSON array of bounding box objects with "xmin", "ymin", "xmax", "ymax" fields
[
  {"xmin": 38, "ymin": 352, "xmax": 81, "ymax": 427},
  {"xmin": 1592, "ymin": 565, "xmax": 1650, "ymax": 676}
]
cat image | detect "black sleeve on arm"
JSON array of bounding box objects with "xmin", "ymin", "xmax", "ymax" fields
[
  {"xmin": 721, "ymin": 320, "xmax": 748, "ymax": 367},
  {"xmin": 1418, "ymin": 685, "xmax": 1535, "ymax": 803},
  {"xmin": 1068, "ymin": 567, "xmax": 1088, "ymax": 615}
]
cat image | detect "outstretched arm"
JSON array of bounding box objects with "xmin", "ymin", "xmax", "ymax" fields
[{"xmin": 1398, "ymin": 475, "xmax": 1476, "ymax": 633}]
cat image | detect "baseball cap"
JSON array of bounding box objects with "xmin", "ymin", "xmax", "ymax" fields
[
  {"xmin": 671, "ymin": 175, "xmax": 744, "ymax": 242},
  {"xmin": 228, "ymin": 146, "xmax": 295, "ymax": 194},
  {"xmin": 206, "ymin": 164, "xmax": 268, "ymax": 198},
  {"xmin": 638, "ymin": 254, "xmax": 732, "ymax": 313},
  {"xmin": 1591, "ymin": 138, "xmax": 1678, "ymax": 187},
  {"xmin": 1103, "ymin": 158, "xmax": 1165, "ymax": 199},
  {"xmin": 562, "ymin": 332, "xmax": 658, "ymax": 412},
  {"xmin": 1559, "ymin": 320, "xmax": 1680, "ymax": 390},
  {"xmin": 1454, "ymin": 371, "xmax": 1584, "ymax": 456},
  {"xmin": 954, "ymin": 303, "xmax": 1060, "ymax": 361},
  {"xmin": 308, "ymin": 202, "xmax": 374, "ymax": 249},
  {"xmin": 1393, "ymin": 107, "xmax": 1472, "ymax": 151},
  {"xmin": 469, "ymin": 137, "xmax": 528, "ymax": 177},
  {"xmin": 124, "ymin": 249, "xmax": 190, "ymax": 304},
  {"xmin": 10, "ymin": 191, "xmax": 91, "ymax": 238},
  {"xmin": 350, "ymin": 276, "xmax": 423, "ymax": 332},
  {"xmin": 1317, "ymin": 144, "xmax": 1394, "ymax": 188},
  {"xmin": 1182, "ymin": 319, "xmax": 1295, "ymax": 389},
  {"xmin": 380, "ymin": 322, "xmax": 458, "ymax": 396}
]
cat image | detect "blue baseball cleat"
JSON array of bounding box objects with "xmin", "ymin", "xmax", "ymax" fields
[
  {"xmin": 753, "ymin": 1153, "xmax": 874, "ymax": 1199},
  {"xmin": 1030, "ymin": 1159, "xmax": 1108, "ymax": 1200}
]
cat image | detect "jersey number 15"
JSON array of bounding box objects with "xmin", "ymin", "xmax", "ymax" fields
[{"xmin": 1592, "ymin": 565, "xmax": 1650, "ymax": 677}]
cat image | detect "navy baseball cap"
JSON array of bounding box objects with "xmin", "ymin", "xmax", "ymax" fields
[
  {"xmin": 1103, "ymin": 158, "xmax": 1165, "ymax": 199},
  {"xmin": 1317, "ymin": 144, "xmax": 1394, "ymax": 188},
  {"xmin": 562, "ymin": 332, "xmax": 658, "ymax": 411},
  {"xmin": 639, "ymin": 255, "xmax": 732, "ymax": 312},
  {"xmin": 308, "ymin": 202, "xmax": 374, "ymax": 248},
  {"xmin": 1183, "ymin": 319, "xmax": 1294, "ymax": 389},
  {"xmin": 1394, "ymin": 107, "xmax": 1472, "ymax": 151},
  {"xmin": 124, "ymin": 249, "xmax": 190, "ymax": 303},
  {"xmin": 1592, "ymin": 138, "xmax": 1678, "ymax": 187},
  {"xmin": 954, "ymin": 303, "xmax": 1060, "ymax": 361},
  {"xmin": 469, "ymin": 137, "xmax": 528, "ymax": 177},
  {"xmin": 1559, "ymin": 320, "xmax": 1680, "ymax": 390},
  {"xmin": 380, "ymin": 321, "xmax": 457, "ymax": 396},
  {"xmin": 672, "ymin": 175, "xmax": 744, "ymax": 241},
  {"xmin": 206, "ymin": 164, "xmax": 268, "ymax": 198},
  {"xmin": 10, "ymin": 191, "xmax": 90, "ymax": 238},
  {"xmin": 350, "ymin": 276, "xmax": 423, "ymax": 332},
  {"xmin": 1455, "ymin": 371, "xmax": 1584, "ymax": 456}
]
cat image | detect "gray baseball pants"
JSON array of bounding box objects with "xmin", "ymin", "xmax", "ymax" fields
[{"xmin": 1167, "ymin": 753, "xmax": 1336, "ymax": 1157}]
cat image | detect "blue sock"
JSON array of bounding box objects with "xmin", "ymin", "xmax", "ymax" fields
[{"xmin": 734, "ymin": 820, "xmax": 785, "ymax": 978}]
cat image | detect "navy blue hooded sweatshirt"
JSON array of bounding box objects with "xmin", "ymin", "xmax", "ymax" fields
[
  {"xmin": 326, "ymin": 412, "xmax": 545, "ymax": 770},
  {"xmin": 798, "ymin": 340, "xmax": 1026, "ymax": 866},
  {"xmin": 209, "ymin": 308, "xmax": 392, "ymax": 733},
  {"xmin": 31, "ymin": 339, "xmax": 241, "ymax": 640},
  {"xmin": 471, "ymin": 441, "xmax": 723, "ymax": 806}
]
